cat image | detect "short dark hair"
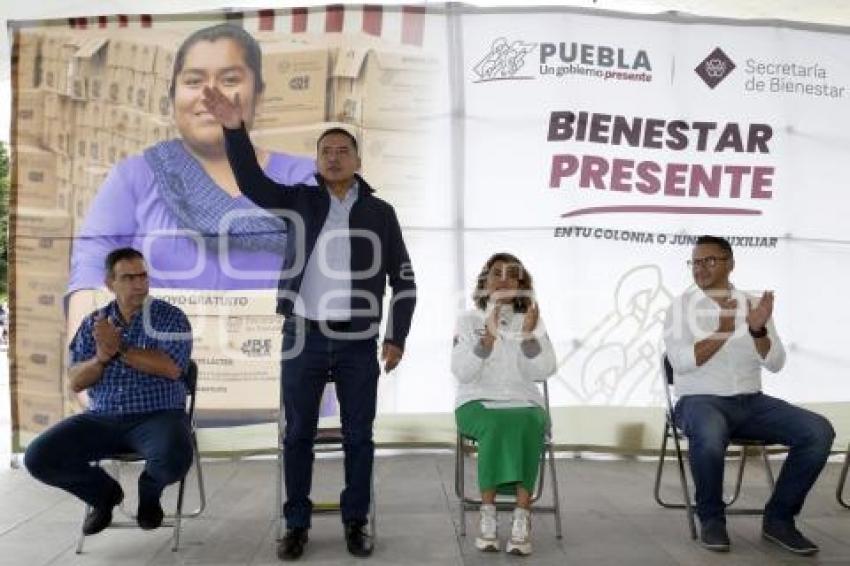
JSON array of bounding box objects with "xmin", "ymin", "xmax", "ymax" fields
[
  {"xmin": 695, "ymin": 235, "xmax": 733, "ymax": 257},
  {"xmin": 105, "ymin": 248, "xmax": 144, "ymax": 277},
  {"xmin": 169, "ymin": 24, "xmax": 264, "ymax": 100},
  {"xmin": 473, "ymin": 252, "xmax": 534, "ymax": 313},
  {"xmin": 317, "ymin": 127, "xmax": 359, "ymax": 155}
]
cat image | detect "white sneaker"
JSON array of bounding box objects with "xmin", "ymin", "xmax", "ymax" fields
[
  {"xmin": 475, "ymin": 504, "xmax": 499, "ymax": 552},
  {"xmin": 506, "ymin": 507, "xmax": 533, "ymax": 556}
]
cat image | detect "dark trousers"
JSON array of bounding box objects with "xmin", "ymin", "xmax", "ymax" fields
[
  {"xmin": 24, "ymin": 409, "xmax": 193, "ymax": 508},
  {"xmin": 674, "ymin": 392, "xmax": 835, "ymax": 524},
  {"xmin": 281, "ymin": 320, "xmax": 380, "ymax": 528}
]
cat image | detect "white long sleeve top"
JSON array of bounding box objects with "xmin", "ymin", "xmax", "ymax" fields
[
  {"xmin": 451, "ymin": 308, "xmax": 557, "ymax": 409},
  {"xmin": 663, "ymin": 285, "xmax": 786, "ymax": 397}
]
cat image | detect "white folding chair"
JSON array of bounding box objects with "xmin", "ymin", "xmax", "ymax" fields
[
  {"xmin": 653, "ymin": 355, "xmax": 776, "ymax": 539},
  {"xmin": 75, "ymin": 361, "xmax": 207, "ymax": 553},
  {"xmin": 454, "ymin": 379, "xmax": 563, "ymax": 539}
]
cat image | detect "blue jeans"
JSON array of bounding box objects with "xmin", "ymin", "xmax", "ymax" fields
[
  {"xmin": 281, "ymin": 320, "xmax": 380, "ymax": 528},
  {"xmin": 24, "ymin": 409, "xmax": 193, "ymax": 508},
  {"xmin": 674, "ymin": 393, "xmax": 834, "ymax": 524}
]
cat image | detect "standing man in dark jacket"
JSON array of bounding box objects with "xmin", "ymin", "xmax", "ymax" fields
[{"xmin": 202, "ymin": 86, "xmax": 416, "ymax": 561}]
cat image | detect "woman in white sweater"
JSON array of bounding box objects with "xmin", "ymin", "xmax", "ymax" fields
[{"xmin": 452, "ymin": 252, "xmax": 557, "ymax": 556}]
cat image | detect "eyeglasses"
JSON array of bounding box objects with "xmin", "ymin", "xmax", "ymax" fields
[{"xmin": 687, "ymin": 256, "xmax": 729, "ymax": 269}]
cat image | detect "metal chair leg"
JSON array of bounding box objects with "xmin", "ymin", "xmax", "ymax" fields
[
  {"xmin": 671, "ymin": 423, "xmax": 698, "ymax": 539},
  {"xmin": 837, "ymin": 444, "xmax": 850, "ymax": 509},
  {"xmin": 75, "ymin": 505, "xmax": 90, "ymax": 554},
  {"xmin": 725, "ymin": 447, "xmax": 747, "ymax": 506},
  {"xmin": 654, "ymin": 420, "xmax": 696, "ymax": 515},
  {"xmin": 533, "ymin": 437, "xmax": 546, "ymax": 505},
  {"xmin": 173, "ymin": 432, "xmax": 207, "ymax": 520},
  {"xmin": 761, "ymin": 445, "xmax": 775, "ymax": 491},
  {"xmin": 171, "ymin": 477, "xmax": 186, "ymax": 552},
  {"xmin": 456, "ymin": 435, "xmax": 467, "ymax": 537},
  {"xmin": 547, "ymin": 440, "xmax": 563, "ymax": 538},
  {"xmin": 653, "ymin": 422, "xmax": 684, "ymax": 508}
]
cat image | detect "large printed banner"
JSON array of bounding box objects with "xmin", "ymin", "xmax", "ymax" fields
[{"xmin": 8, "ymin": 5, "xmax": 850, "ymax": 451}]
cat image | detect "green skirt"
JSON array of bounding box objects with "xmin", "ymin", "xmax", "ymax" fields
[{"xmin": 455, "ymin": 401, "xmax": 547, "ymax": 494}]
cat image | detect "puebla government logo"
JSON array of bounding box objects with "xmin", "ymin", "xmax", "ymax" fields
[{"xmin": 472, "ymin": 37, "xmax": 538, "ymax": 82}]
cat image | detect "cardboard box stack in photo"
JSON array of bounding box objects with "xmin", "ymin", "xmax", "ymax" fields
[
  {"xmin": 250, "ymin": 121, "xmax": 356, "ymax": 158},
  {"xmin": 15, "ymin": 389, "xmax": 66, "ymax": 437},
  {"xmin": 255, "ymin": 32, "xmax": 441, "ymax": 130},
  {"xmin": 359, "ymin": 126, "xmax": 431, "ymax": 224},
  {"xmin": 250, "ymin": 33, "xmax": 443, "ymax": 222},
  {"xmin": 12, "ymin": 30, "xmax": 41, "ymax": 90},
  {"xmin": 329, "ymin": 45, "xmax": 440, "ymax": 130},
  {"xmin": 13, "ymin": 212, "xmax": 70, "ymax": 436},
  {"xmin": 14, "ymin": 89, "xmax": 44, "ymax": 147},
  {"xmin": 252, "ymin": 42, "xmax": 330, "ymax": 129}
]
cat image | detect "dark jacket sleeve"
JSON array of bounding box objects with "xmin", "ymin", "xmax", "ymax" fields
[
  {"xmin": 383, "ymin": 205, "xmax": 416, "ymax": 350},
  {"xmin": 222, "ymin": 123, "xmax": 295, "ymax": 210}
]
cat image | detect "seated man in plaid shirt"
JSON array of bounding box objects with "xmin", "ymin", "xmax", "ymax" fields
[{"xmin": 24, "ymin": 247, "xmax": 193, "ymax": 534}]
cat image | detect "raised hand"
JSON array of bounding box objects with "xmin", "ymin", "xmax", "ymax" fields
[
  {"xmin": 201, "ymin": 85, "xmax": 243, "ymax": 129},
  {"xmin": 746, "ymin": 291, "xmax": 774, "ymax": 331}
]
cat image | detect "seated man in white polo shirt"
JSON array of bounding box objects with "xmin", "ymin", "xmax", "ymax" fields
[{"xmin": 663, "ymin": 235, "xmax": 834, "ymax": 556}]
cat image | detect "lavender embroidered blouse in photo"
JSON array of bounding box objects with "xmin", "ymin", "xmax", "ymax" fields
[{"xmin": 68, "ymin": 143, "xmax": 315, "ymax": 292}]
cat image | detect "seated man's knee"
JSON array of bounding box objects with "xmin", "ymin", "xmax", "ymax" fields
[
  {"xmin": 150, "ymin": 449, "xmax": 193, "ymax": 485},
  {"xmin": 685, "ymin": 422, "xmax": 728, "ymax": 456},
  {"xmin": 23, "ymin": 440, "xmax": 52, "ymax": 480},
  {"xmin": 802, "ymin": 414, "xmax": 835, "ymax": 453}
]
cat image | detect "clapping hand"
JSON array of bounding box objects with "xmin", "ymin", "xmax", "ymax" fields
[
  {"xmin": 483, "ymin": 302, "xmax": 502, "ymax": 346},
  {"xmin": 746, "ymin": 291, "xmax": 774, "ymax": 332},
  {"xmin": 521, "ymin": 301, "xmax": 539, "ymax": 335},
  {"xmin": 93, "ymin": 314, "xmax": 121, "ymax": 363}
]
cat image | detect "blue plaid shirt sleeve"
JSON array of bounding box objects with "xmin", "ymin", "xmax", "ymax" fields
[{"xmin": 69, "ymin": 313, "xmax": 97, "ymax": 364}]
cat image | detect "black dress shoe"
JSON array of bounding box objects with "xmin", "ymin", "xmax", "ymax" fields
[
  {"xmin": 344, "ymin": 521, "xmax": 373, "ymax": 558},
  {"xmin": 137, "ymin": 500, "xmax": 164, "ymax": 530},
  {"xmin": 82, "ymin": 483, "xmax": 124, "ymax": 536},
  {"xmin": 763, "ymin": 519, "xmax": 819, "ymax": 556},
  {"xmin": 699, "ymin": 518, "xmax": 730, "ymax": 552},
  {"xmin": 278, "ymin": 527, "xmax": 308, "ymax": 561}
]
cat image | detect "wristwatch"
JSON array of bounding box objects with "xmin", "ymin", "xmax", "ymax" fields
[{"xmin": 748, "ymin": 326, "xmax": 768, "ymax": 338}]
